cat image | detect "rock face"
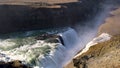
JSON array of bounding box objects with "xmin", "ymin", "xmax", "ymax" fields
[
  {"xmin": 35, "ymin": 33, "xmax": 59, "ymax": 40},
  {"xmin": 98, "ymin": 1, "xmax": 120, "ymax": 36},
  {"xmin": 98, "ymin": 7, "xmax": 120, "ymax": 35},
  {"xmin": 0, "ymin": 0, "xmax": 104, "ymax": 34},
  {"xmin": 0, "ymin": 60, "xmax": 31, "ymax": 68},
  {"xmin": 65, "ymin": 34, "xmax": 120, "ymax": 68},
  {"xmin": 35, "ymin": 33, "xmax": 64, "ymax": 44},
  {"xmin": 65, "ymin": 1, "xmax": 120, "ymax": 68}
]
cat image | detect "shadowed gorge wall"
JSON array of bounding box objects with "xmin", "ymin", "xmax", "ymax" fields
[{"xmin": 0, "ymin": 0, "xmax": 104, "ymax": 34}]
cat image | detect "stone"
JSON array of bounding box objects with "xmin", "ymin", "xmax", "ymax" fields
[
  {"xmin": 0, "ymin": 60, "xmax": 31, "ymax": 68},
  {"xmin": 35, "ymin": 33, "xmax": 59, "ymax": 40}
]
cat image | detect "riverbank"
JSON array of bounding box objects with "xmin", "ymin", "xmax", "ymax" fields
[{"xmin": 65, "ymin": 1, "xmax": 120, "ymax": 68}]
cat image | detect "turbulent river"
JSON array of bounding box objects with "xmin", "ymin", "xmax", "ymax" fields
[{"xmin": 0, "ymin": 28, "xmax": 81, "ymax": 68}]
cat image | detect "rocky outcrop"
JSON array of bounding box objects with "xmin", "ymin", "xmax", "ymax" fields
[
  {"xmin": 65, "ymin": 34, "xmax": 120, "ymax": 68},
  {"xmin": 0, "ymin": 0, "xmax": 104, "ymax": 34},
  {"xmin": 0, "ymin": 60, "xmax": 31, "ymax": 68},
  {"xmin": 35, "ymin": 33, "xmax": 65, "ymax": 45},
  {"xmin": 65, "ymin": 2, "xmax": 120, "ymax": 67},
  {"xmin": 35, "ymin": 33, "xmax": 59, "ymax": 40}
]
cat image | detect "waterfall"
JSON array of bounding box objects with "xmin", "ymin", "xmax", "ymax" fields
[
  {"xmin": 0, "ymin": 2, "xmax": 113, "ymax": 68},
  {"xmin": 59, "ymin": 28, "xmax": 78, "ymax": 48},
  {"xmin": 0, "ymin": 28, "xmax": 82, "ymax": 68},
  {"xmin": 37, "ymin": 28, "xmax": 81, "ymax": 68},
  {"xmin": 58, "ymin": 28, "xmax": 80, "ymax": 67}
]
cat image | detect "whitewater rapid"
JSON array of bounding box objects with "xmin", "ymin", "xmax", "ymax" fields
[
  {"xmin": 0, "ymin": 28, "xmax": 112, "ymax": 68},
  {"xmin": 0, "ymin": 28, "xmax": 81, "ymax": 68}
]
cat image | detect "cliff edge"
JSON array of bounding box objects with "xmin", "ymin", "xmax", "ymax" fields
[
  {"xmin": 69, "ymin": 34, "xmax": 120, "ymax": 68},
  {"xmin": 65, "ymin": 2, "xmax": 120, "ymax": 68}
]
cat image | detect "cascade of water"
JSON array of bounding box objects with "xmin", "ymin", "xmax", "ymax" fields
[
  {"xmin": 59, "ymin": 28, "xmax": 79, "ymax": 48},
  {"xmin": 32, "ymin": 28, "xmax": 80, "ymax": 68},
  {"xmin": 39, "ymin": 4, "xmax": 113, "ymax": 67},
  {"xmin": 40, "ymin": 2, "xmax": 115, "ymax": 68},
  {"xmin": 0, "ymin": 27, "xmax": 110, "ymax": 68},
  {"xmin": 0, "ymin": 28, "xmax": 78, "ymax": 68},
  {"xmin": 57, "ymin": 28, "xmax": 83, "ymax": 67},
  {"xmin": 39, "ymin": 44, "xmax": 66, "ymax": 68}
]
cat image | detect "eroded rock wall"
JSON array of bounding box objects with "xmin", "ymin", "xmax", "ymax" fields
[{"xmin": 0, "ymin": 0, "xmax": 104, "ymax": 34}]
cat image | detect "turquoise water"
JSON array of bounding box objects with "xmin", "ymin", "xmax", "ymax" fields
[
  {"xmin": 0, "ymin": 27, "xmax": 75, "ymax": 68},
  {"xmin": 0, "ymin": 29, "xmax": 61, "ymax": 67}
]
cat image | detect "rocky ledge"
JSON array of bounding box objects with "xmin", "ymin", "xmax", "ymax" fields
[{"xmin": 68, "ymin": 34, "xmax": 120, "ymax": 68}]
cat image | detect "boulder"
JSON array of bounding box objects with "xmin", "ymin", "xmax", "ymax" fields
[
  {"xmin": 0, "ymin": 60, "xmax": 31, "ymax": 68},
  {"xmin": 35, "ymin": 33, "xmax": 59, "ymax": 40},
  {"xmin": 35, "ymin": 33, "xmax": 65, "ymax": 45}
]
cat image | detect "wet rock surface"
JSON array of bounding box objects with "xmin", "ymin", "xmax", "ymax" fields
[
  {"xmin": 35, "ymin": 33, "xmax": 64, "ymax": 45},
  {"xmin": 35, "ymin": 33, "xmax": 59, "ymax": 40},
  {"xmin": 0, "ymin": 60, "xmax": 31, "ymax": 68}
]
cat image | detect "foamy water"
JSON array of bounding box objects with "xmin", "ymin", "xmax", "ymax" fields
[{"xmin": 0, "ymin": 28, "xmax": 80, "ymax": 68}]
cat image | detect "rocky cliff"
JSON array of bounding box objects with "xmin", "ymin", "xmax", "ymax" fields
[
  {"xmin": 70, "ymin": 34, "xmax": 120, "ymax": 68},
  {"xmin": 65, "ymin": 1, "xmax": 120, "ymax": 68},
  {"xmin": 98, "ymin": 8, "xmax": 120, "ymax": 35},
  {"xmin": 0, "ymin": 0, "xmax": 104, "ymax": 34}
]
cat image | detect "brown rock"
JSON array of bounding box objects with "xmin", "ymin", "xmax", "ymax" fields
[
  {"xmin": 65, "ymin": 34, "xmax": 120, "ymax": 68},
  {"xmin": 98, "ymin": 7, "xmax": 120, "ymax": 35},
  {"xmin": 0, "ymin": 60, "xmax": 31, "ymax": 68}
]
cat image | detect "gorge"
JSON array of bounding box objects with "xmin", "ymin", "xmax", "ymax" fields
[{"xmin": 0, "ymin": 0, "xmax": 120, "ymax": 68}]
